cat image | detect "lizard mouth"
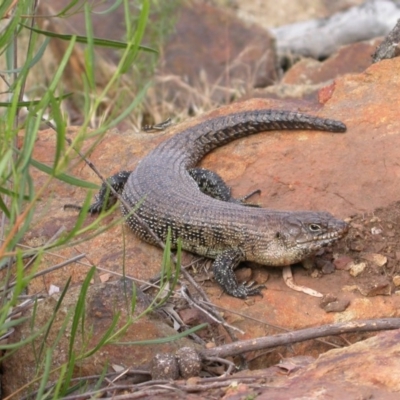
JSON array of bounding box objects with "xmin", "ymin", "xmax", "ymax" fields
[{"xmin": 297, "ymin": 221, "xmax": 349, "ymax": 246}]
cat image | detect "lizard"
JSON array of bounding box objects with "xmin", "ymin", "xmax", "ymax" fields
[{"xmin": 83, "ymin": 108, "xmax": 348, "ymax": 298}]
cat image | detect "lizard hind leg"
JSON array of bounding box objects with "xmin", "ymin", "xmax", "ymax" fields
[
  {"xmin": 188, "ymin": 167, "xmax": 260, "ymax": 206},
  {"xmin": 88, "ymin": 170, "xmax": 132, "ymax": 213}
]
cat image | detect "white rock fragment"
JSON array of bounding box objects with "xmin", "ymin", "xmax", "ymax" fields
[
  {"xmin": 393, "ymin": 275, "xmax": 400, "ymax": 287},
  {"xmin": 371, "ymin": 226, "xmax": 383, "ymax": 235},
  {"xmin": 48, "ymin": 285, "xmax": 60, "ymax": 295},
  {"xmin": 348, "ymin": 261, "xmax": 367, "ymax": 277},
  {"xmin": 361, "ymin": 253, "xmax": 387, "ymax": 267}
]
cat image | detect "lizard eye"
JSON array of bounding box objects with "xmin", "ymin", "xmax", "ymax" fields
[{"xmin": 309, "ymin": 223, "xmax": 321, "ymax": 232}]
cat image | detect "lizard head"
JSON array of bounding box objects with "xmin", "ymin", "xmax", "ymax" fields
[{"xmin": 248, "ymin": 211, "xmax": 348, "ymax": 266}]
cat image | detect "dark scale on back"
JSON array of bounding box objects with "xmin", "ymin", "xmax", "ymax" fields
[{"xmin": 82, "ymin": 109, "xmax": 348, "ymax": 298}]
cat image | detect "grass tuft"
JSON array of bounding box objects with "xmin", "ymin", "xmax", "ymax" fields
[{"xmin": 0, "ymin": 1, "xmax": 201, "ymax": 397}]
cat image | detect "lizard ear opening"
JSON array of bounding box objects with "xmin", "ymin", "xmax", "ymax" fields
[{"xmin": 275, "ymin": 232, "xmax": 282, "ymax": 239}]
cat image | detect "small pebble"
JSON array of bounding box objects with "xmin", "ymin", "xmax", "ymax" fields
[
  {"xmin": 320, "ymin": 293, "xmax": 350, "ymax": 313},
  {"xmin": 357, "ymin": 278, "xmax": 392, "ymax": 297},
  {"xmin": 151, "ymin": 353, "xmax": 179, "ymax": 380},
  {"xmin": 321, "ymin": 260, "xmax": 335, "ymax": 274},
  {"xmin": 176, "ymin": 347, "xmax": 202, "ymax": 379},
  {"xmin": 348, "ymin": 261, "xmax": 367, "ymax": 277},
  {"xmin": 393, "ymin": 275, "xmax": 400, "ymax": 287},
  {"xmin": 333, "ymin": 256, "xmax": 353, "ymax": 270},
  {"xmin": 360, "ymin": 252, "xmax": 387, "ymax": 267},
  {"xmin": 320, "ymin": 293, "xmax": 337, "ymax": 308},
  {"xmin": 370, "ymin": 216, "xmax": 380, "ymax": 223},
  {"xmin": 349, "ymin": 242, "xmax": 364, "ymax": 252},
  {"xmin": 323, "ymin": 299, "xmax": 350, "ymax": 313},
  {"xmin": 371, "ymin": 227, "xmax": 383, "ymax": 235}
]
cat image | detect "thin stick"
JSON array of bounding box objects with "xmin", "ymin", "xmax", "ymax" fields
[{"xmin": 201, "ymin": 317, "xmax": 400, "ymax": 359}]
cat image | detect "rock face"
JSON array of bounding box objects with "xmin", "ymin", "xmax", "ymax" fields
[
  {"xmin": 274, "ymin": 329, "xmax": 400, "ymax": 399},
  {"xmin": 156, "ymin": 1, "xmax": 278, "ymax": 106},
  {"xmin": 36, "ymin": 0, "xmax": 277, "ymax": 116},
  {"xmin": 281, "ymin": 38, "xmax": 382, "ymax": 86},
  {"xmin": 224, "ymin": 329, "xmax": 400, "ymax": 399}
]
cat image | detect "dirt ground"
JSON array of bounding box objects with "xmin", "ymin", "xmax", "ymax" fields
[{"xmin": 330, "ymin": 201, "xmax": 400, "ymax": 299}]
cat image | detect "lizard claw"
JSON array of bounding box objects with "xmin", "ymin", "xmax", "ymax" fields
[
  {"xmin": 232, "ymin": 282, "xmax": 266, "ymax": 298},
  {"xmin": 87, "ymin": 201, "xmax": 104, "ymax": 214}
]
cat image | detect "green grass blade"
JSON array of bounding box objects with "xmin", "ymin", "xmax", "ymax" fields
[
  {"xmin": 55, "ymin": 0, "xmax": 82, "ymax": 17},
  {"xmin": 80, "ymin": 313, "xmax": 120, "ymax": 359},
  {"xmin": 121, "ymin": 0, "xmax": 150, "ymax": 73},
  {"xmin": 93, "ymin": 362, "xmax": 109, "ymax": 391},
  {"xmin": 51, "ymin": 363, "xmax": 67, "ymax": 399},
  {"xmin": 59, "ymin": 351, "xmax": 75, "ymax": 397},
  {"xmin": 0, "ymin": 93, "xmax": 72, "ymax": 108},
  {"xmin": 23, "ymin": 25, "xmax": 157, "ymax": 54},
  {"xmin": 0, "ymin": 1, "xmax": 22, "ymax": 50},
  {"xmin": 0, "ymin": 328, "xmax": 46, "ymax": 353},
  {"xmin": 0, "ymin": 36, "xmax": 49, "ymax": 74},
  {"xmin": 97, "ymin": 81, "xmax": 152, "ymax": 132},
  {"xmin": 83, "ymin": 2, "xmax": 95, "ymax": 90},
  {"xmin": 0, "ymin": 316, "xmax": 29, "ymax": 332},
  {"xmin": 0, "ymin": 194, "xmax": 10, "ymax": 217},
  {"xmin": 48, "ymin": 93, "xmax": 66, "ymax": 172},
  {"xmin": 29, "ymin": 158, "xmax": 98, "ymax": 189},
  {"xmin": 35, "ymin": 349, "xmax": 53, "ymax": 400},
  {"xmin": 37, "ymin": 277, "xmax": 72, "ymax": 361},
  {"xmin": 68, "ymin": 267, "xmax": 96, "ymax": 360},
  {"xmin": 93, "ymin": 0, "xmax": 123, "ymax": 15}
]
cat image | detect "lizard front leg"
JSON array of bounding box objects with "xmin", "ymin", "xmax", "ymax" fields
[{"xmin": 213, "ymin": 248, "xmax": 265, "ymax": 298}]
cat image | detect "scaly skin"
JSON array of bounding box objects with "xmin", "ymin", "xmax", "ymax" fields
[{"xmin": 89, "ymin": 109, "xmax": 348, "ymax": 298}]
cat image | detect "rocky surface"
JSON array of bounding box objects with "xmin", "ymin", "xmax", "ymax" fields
[
  {"xmin": 281, "ymin": 38, "xmax": 381, "ymax": 85},
  {"xmin": 220, "ymin": 329, "xmax": 400, "ymax": 399},
  {"xmin": 2, "ymin": 281, "xmax": 200, "ymax": 396},
  {"xmin": 4, "ymin": 53, "xmax": 400, "ymax": 394},
  {"xmin": 3, "ymin": 0, "xmax": 400, "ymax": 397},
  {"xmin": 36, "ymin": 0, "xmax": 277, "ymax": 120},
  {"xmin": 154, "ymin": 1, "xmax": 277, "ymax": 107},
  {"xmin": 31, "ymin": 0, "xmax": 373, "ymax": 123}
]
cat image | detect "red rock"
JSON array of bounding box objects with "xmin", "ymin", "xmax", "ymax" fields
[
  {"xmin": 255, "ymin": 330, "xmax": 400, "ymax": 398},
  {"xmin": 333, "ymin": 256, "xmax": 353, "ymax": 270},
  {"xmin": 283, "ymin": 39, "xmax": 381, "ymax": 86}
]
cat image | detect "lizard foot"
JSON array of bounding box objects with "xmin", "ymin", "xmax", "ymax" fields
[
  {"xmin": 213, "ymin": 249, "xmax": 266, "ymax": 299},
  {"xmin": 231, "ymin": 282, "xmax": 266, "ymax": 299},
  {"xmin": 64, "ymin": 171, "xmax": 132, "ymax": 215},
  {"xmin": 188, "ymin": 168, "xmax": 261, "ymax": 207}
]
